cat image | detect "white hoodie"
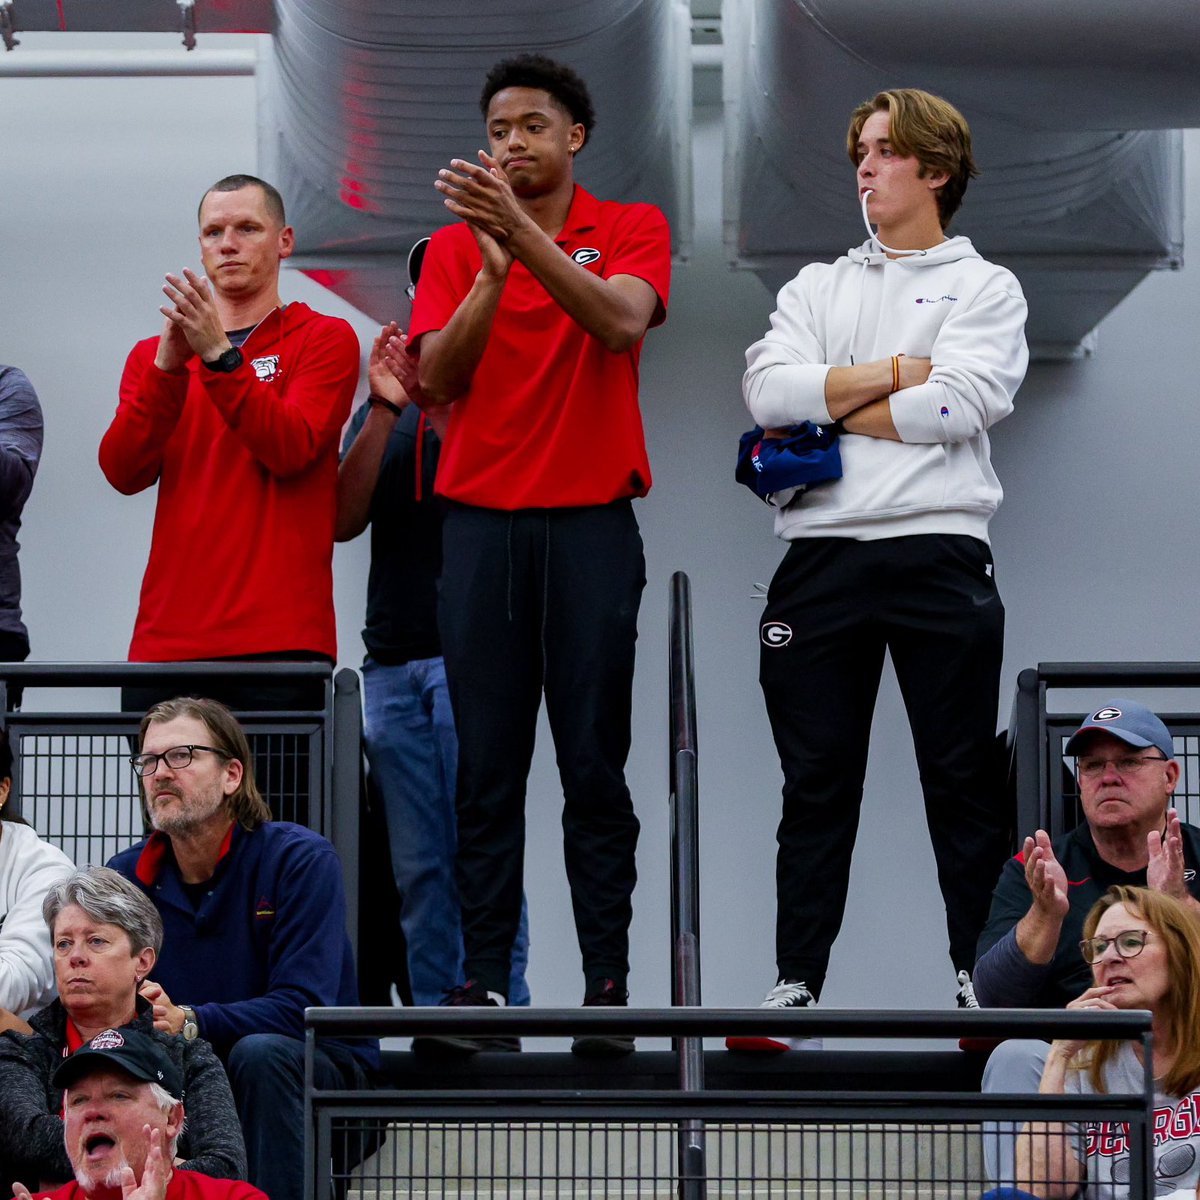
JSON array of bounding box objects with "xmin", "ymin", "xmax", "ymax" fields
[{"xmin": 743, "ymin": 236, "xmax": 1028, "ymax": 542}]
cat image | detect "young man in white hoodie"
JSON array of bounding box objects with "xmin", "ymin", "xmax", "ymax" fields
[{"xmin": 732, "ymin": 89, "xmax": 1029, "ymax": 1050}]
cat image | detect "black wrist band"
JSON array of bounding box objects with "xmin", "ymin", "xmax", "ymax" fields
[{"xmin": 368, "ymin": 393, "xmax": 406, "ymax": 418}]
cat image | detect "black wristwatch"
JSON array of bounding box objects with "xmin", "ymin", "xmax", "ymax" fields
[{"xmin": 202, "ymin": 346, "xmax": 244, "ymax": 373}]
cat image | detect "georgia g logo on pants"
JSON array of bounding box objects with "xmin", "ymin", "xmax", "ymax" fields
[{"xmin": 761, "ymin": 622, "xmax": 793, "ymax": 648}]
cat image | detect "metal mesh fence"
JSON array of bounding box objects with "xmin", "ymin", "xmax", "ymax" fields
[{"xmin": 327, "ymin": 1118, "xmax": 1105, "ymax": 1199}]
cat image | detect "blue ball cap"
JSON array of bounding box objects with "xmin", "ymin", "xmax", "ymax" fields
[{"xmin": 1063, "ymin": 698, "xmax": 1175, "ymax": 760}]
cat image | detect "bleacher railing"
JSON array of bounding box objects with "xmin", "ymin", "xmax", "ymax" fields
[
  {"xmin": 1009, "ymin": 662, "xmax": 1200, "ymax": 840},
  {"xmin": 668, "ymin": 571, "xmax": 704, "ymax": 1197},
  {"xmin": 305, "ymin": 1006, "xmax": 1156, "ymax": 1199}
]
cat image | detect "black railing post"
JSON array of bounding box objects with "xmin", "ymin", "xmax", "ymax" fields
[
  {"xmin": 332, "ymin": 667, "xmax": 363, "ymax": 950},
  {"xmin": 668, "ymin": 571, "xmax": 705, "ymax": 1200}
]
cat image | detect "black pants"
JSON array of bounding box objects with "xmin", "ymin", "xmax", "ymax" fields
[
  {"xmin": 759, "ymin": 534, "xmax": 1007, "ymax": 997},
  {"xmin": 439, "ymin": 501, "xmax": 644, "ymax": 997}
]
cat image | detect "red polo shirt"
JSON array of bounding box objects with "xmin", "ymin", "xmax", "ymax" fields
[{"xmin": 409, "ymin": 186, "xmax": 671, "ymax": 509}]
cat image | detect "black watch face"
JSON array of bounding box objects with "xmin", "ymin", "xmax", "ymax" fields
[{"xmin": 206, "ymin": 347, "xmax": 243, "ymax": 372}]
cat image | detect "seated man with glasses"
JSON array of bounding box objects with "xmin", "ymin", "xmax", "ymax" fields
[
  {"xmin": 108, "ymin": 697, "xmax": 378, "ymax": 1200},
  {"xmin": 973, "ymin": 698, "xmax": 1200, "ymax": 1184}
]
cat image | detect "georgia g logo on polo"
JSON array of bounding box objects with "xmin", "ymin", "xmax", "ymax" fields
[
  {"xmin": 761, "ymin": 622, "xmax": 793, "ymax": 648},
  {"xmin": 571, "ymin": 247, "xmax": 601, "ymax": 266}
]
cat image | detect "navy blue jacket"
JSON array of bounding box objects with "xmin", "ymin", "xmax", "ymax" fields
[{"xmin": 109, "ymin": 821, "xmax": 377, "ymax": 1068}]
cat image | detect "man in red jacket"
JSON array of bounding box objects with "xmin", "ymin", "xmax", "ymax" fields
[{"xmin": 99, "ymin": 174, "xmax": 359, "ymax": 715}]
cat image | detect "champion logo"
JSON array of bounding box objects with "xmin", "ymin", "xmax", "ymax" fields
[
  {"xmin": 1092, "ymin": 707, "xmax": 1123, "ymax": 722},
  {"xmin": 915, "ymin": 295, "xmax": 958, "ymax": 304},
  {"xmin": 251, "ymin": 354, "xmax": 280, "ymax": 382},
  {"xmin": 939, "ymin": 406, "xmax": 950, "ymax": 418},
  {"xmin": 761, "ymin": 622, "xmax": 793, "ymax": 648},
  {"xmin": 571, "ymin": 247, "xmax": 601, "ymax": 266},
  {"xmin": 89, "ymin": 1029, "xmax": 126, "ymax": 1050}
]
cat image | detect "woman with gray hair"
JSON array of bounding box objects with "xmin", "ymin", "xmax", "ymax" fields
[{"xmin": 0, "ymin": 866, "xmax": 246, "ymax": 1190}]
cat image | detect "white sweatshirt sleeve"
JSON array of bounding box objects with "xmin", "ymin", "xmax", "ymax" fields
[
  {"xmin": 0, "ymin": 824, "xmax": 74, "ymax": 1016},
  {"xmin": 889, "ymin": 280, "xmax": 1029, "ymax": 444},
  {"xmin": 742, "ymin": 270, "xmax": 835, "ymax": 428}
]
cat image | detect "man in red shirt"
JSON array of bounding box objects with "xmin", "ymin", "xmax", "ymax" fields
[
  {"xmin": 402, "ymin": 54, "xmax": 671, "ymax": 1054},
  {"xmin": 14, "ymin": 1027, "xmax": 264, "ymax": 1200},
  {"xmin": 99, "ymin": 174, "xmax": 358, "ymax": 715}
]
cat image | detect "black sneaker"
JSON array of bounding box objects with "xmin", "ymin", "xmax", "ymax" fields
[
  {"xmin": 411, "ymin": 980, "xmax": 520, "ymax": 1056},
  {"xmin": 726, "ymin": 979, "xmax": 822, "ymax": 1052},
  {"xmin": 571, "ymin": 979, "xmax": 635, "ymax": 1057}
]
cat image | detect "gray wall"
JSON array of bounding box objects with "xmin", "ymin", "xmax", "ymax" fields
[{"xmin": 3, "ymin": 32, "xmax": 1198, "ymax": 1017}]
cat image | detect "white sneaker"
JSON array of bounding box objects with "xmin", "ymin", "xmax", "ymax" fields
[
  {"xmin": 956, "ymin": 969, "xmax": 979, "ymax": 1009},
  {"xmin": 726, "ymin": 979, "xmax": 823, "ymax": 1052}
]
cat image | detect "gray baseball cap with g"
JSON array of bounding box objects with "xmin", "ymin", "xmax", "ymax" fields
[{"xmin": 1064, "ymin": 698, "xmax": 1175, "ymax": 760}]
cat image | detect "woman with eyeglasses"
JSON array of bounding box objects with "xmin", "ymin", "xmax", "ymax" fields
[
  {"xmin": 0, "ymin": 866, "xmax": 246, "ymax": 1192},
  {"xmin": 1015, "ymin": 884, "xmax": 1200, "ymax": 1199}
]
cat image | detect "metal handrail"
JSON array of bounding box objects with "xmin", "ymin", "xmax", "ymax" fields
[
  {"xmin": 668, "ymin": 571, "xmax": 704, "ymax": 1200},
  {"xmin": 307, "ymin": 1004, "xmax": 1149, "ymax": 1042}
]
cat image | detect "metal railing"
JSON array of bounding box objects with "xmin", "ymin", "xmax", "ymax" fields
[
  {"xmin": 668, "ymin": 571, "xmax": 703, "ymax": 1197},
  {"xmin": 306, "ymin": 1006, "xmax": 1156, "ymax": 1199},
  {"xmin": 1008, "ymin": 662, "xmax": 1200, "ymax": 840}
]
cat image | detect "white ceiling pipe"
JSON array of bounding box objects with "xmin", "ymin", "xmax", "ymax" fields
[{"xmin": 0, "ymin": 47, "xmax": 256, "ymax": 75}]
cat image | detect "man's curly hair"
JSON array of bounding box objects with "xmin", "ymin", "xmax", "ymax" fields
[{"xmin": 480, "ymin": 54, "xmax": 596, "ymax": 151}]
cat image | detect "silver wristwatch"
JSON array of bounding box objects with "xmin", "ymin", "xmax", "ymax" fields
[{"xmin": 180, "ymin": 1005, "xmax": 199, "ymax": 1041}]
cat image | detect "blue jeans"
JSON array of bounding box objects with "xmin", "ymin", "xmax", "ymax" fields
[
  {"xmin": 226, "ymin": 1033, "xmax": 371, "ymax": 1200},
  {"xmin": 362, "ymin": 655, "xmax": 530, "ymax": 1006}
]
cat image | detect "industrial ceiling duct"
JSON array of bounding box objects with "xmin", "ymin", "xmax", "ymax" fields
[
  {"xmin": 723, "ymin": 0, "xmax": 1196, "ymax": 359},
  {"xmin": 260, "ymin": 0, "xmax": 693, "ymax": 324}
]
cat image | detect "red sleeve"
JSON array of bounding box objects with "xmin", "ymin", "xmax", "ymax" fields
[
  {"xmin": 407, "ymin": 226, "xmax": 476, "ymax": 350},
  {"xmin": 201, "ymin": 317, "xmax": 359, "ymax": 479},
  {"xmin": 605, "ymin": 203, "xmax": 672, "ymax": 327},
  {"xmin": 98, "ymin": 339, "xmax": 189, "ymax": 495}
]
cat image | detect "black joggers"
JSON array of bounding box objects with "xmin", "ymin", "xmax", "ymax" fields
[
  {"xmin": 439, "ymin": 500, "xmax": 645, "ymax": 998},
  {"xmin": 759, "ymin": 533, "xmax": 1008, "ymax": 998}
]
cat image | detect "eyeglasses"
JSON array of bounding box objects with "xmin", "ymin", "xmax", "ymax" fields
[
  {"xmin": 1076, "ymin": 753, "xmax": 1167, "ymax": 778},
  {"xmin": 1079, "ymin": 928, "xmax": 1151, "ymax": 965},
  {"xmin": 129, "ymin": 744, "xmax": 228, "ymax": 776}
]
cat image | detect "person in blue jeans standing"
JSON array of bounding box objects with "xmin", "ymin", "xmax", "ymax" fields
[{"xmin": 337, "ymin": 310, "xmax": 530, "ymax": 1041}]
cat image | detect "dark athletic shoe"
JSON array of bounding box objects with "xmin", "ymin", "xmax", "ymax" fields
[
  {"xmin": 726, "ymin": 979, "xmax": 823, "ymax": 1052},
  {"xmin": 411, "ymin": 980, "xmax": 521, "ymax": 1056},
  {"xmin": 571, "ymin": 979, "xmax": 635, "ymax": 1057}
]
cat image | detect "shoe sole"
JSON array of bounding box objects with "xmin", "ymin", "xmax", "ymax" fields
[
  {"xmin": 572, "ymin": 1034, "xmax": 635, "ymax": 1058},
  {"xmin": 725, "ymin": 1035, "xmax": 823, "ymax": 1053}
]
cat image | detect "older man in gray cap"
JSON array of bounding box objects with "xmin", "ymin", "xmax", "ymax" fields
[{"xmin": 974, "ymin": 697, "xmax": 1200, "ymax": 1184}]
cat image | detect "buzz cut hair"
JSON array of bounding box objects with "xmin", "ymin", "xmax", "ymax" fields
[
  {"xmin": 198, "ymin": 174, "xmax": 286, "ymax": 227},
  {"xmin": 480, "ymin": 54, "xmax": 596, "ymax": 150}
]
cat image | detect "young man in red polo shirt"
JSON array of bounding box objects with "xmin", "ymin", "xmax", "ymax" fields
[{"xmin": 401, "ymin": 53, "xmax": 671, "ymax": 1055}]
